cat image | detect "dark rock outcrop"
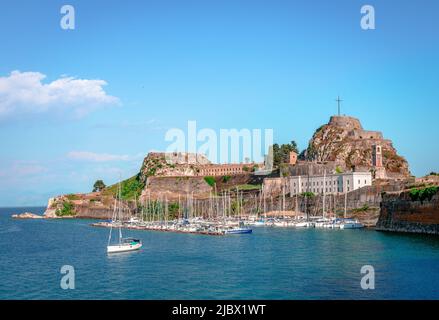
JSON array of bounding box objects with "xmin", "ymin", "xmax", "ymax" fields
[{"xmin": 376, "ymin": 189, "xmax": 439, "ymax": 234}]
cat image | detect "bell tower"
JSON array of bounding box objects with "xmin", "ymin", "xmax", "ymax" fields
[
  {"xmin": 372, "ymin": 144, "xmax": 383, "ymax": 167},
  {"xmin": 289, "ymin": 151, "xmax": 298, "ymax": 165}
]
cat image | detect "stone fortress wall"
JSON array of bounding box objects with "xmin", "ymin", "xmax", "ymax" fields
[
  {"xmin": 330, "ymin": 116, "xmax": 384, "ymax": 141},
  {"xmin": 143, "ymin": 152, "xmax": 262, "ymax": 178},
  {"xmin": 376, "ymin": 191, "xmax": 439, "ymax": 235}
]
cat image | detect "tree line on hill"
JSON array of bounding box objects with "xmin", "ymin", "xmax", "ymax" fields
[{"xmin": 272, "ymin": 141, "xmax": 299, "ymax": 168}]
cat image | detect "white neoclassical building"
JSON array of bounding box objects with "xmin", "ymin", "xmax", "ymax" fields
[{"xmin": 289, "ymin": 171, "xmax": 372, "ymax": 195}]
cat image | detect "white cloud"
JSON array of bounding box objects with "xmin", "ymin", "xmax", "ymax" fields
[
  {"xmin": 67, "ymin": 151, "xmax": 132, "ymax": 162},
  {"xmin": 92, "ymin": 118, "xmax": 169, "ymax": 131},
  {"xmin": 0, "ymin": 70, "xmax": 120, "ymax": 118},
  {"xmin": 0, "ymin": 161, "xmax": 47, "ymax": 179}
]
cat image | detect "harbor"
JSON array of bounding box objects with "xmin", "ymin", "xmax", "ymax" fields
[
  {"xmin": 3, "ymin": 206, "xmax": 439, "ymax": 300},
  {"xmin": 91, "ymin": 184, "xmax": 365, "ymax": 236}
]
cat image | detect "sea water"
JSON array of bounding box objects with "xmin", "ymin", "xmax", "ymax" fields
[{"xmin": 1, "ymin": 207, "xmax": 438, "ymax": 300}]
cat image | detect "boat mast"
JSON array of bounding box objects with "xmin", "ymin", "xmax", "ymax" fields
[
  {"xmin": 282, "ymin": 183, "xmax": 285, "ymax": 214},
  {"xmin": 263, "ymin": 188, "xmax": 267, "ymax": 220},
  {"xmin": 118, "ymin": 179, "xmax": 122, "ymax": 244},
  {"xmin": 178, "ymin": 194, "xmax": 181, "ymax": 221},
  {"xmin": 306, "ymin": 166, "xmax": 310, "ymax": 221},
  {"xmin": 344, "ymin": 178, "xmax": 348, "ymax": 219},
  {"xmin": 323, "ymin": 169, "xmax": 326, "ymax": 219},
  {"xmin": 107, "ymin": 197, "xmax": 117, "ymax": 246}
]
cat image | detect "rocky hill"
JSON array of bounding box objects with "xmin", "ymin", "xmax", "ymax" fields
[
  {"xmin": 139, "ymin": 152, "xmax": 211, "ymax": 183},
  {"xmin": 300, "ymin": 115, "xmax": 410, "ymax": 178}
]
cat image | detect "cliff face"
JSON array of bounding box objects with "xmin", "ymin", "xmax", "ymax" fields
[
  {"xmin": 300, "ymin": 116, "xmax": 410, "ymax": 178},
  {"xmin": 376, "ymin": 188, "xmax": 439, "ymax": 235},
  {"xmin": 141, "ymin": 176, "xmax": 212, "ymax": 201},
  {"xmin": 139, "ymin": 152, "xmax": 211, "ymax": 183},
  {"xmin": 44, "ymin": 193, "xmax": 117, "ymax": 219}
]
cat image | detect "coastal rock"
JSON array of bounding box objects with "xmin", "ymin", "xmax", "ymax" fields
[
  {"xmin": 12, "ymin": 212, "xmax": 44, "ymax": 219},
  {"xmin": 376, "ymin": 186, "xmax": 439, "ymax": 235},
  {"xmin": 43, "ymin": 194, "xmax": 116, "ymax": 219}
]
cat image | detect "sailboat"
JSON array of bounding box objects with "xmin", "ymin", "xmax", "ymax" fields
[
  {"xmin": 315, "ymin": 170, "xmax": 333, "ymax": 228},
  {"xmin": 107, "ymin": 180, "xmax": 142, "ymax": 254},
  {"xmin": 338, "ymin": 179, "xmax": 364, "ymax": 230},
  {"xmin": 224, "ymin": 189, "xmax": 252, "ymax": 234},
  {"xmin": 295, "ymin": 168, "xmax": 314, "ymax": 228}
]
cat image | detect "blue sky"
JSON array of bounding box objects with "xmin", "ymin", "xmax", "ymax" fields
[{"xmin": 0, "ymin": 0, "xmax": 438, "ymax": 206}]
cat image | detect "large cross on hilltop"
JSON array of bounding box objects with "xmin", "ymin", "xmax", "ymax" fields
[{"xmin": 335, "ymin": 96, "xmax": 343, "ymax": 116}]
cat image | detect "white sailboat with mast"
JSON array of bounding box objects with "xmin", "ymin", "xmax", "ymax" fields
[{"xmin": 107, "ymin": 180, "xmax": 142, "ymax": 254}]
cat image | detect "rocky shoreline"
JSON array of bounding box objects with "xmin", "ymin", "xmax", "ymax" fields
[
  {"xmin": 11, "ymin": 212, "xmax": 44, "ymax": 219},
  {"xmin": 376, "ymin": 187, "xmax": 439, "ymax": 235}
]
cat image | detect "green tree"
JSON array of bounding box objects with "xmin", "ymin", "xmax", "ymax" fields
[
  {"xmin": 93, "ymin": 180, "xmax": 106, "ymax": 192},
  {"xmin": 56, "ymin": 201, "xmax": 75, "ymax": 216},
  {"xmin": 204, "ymin": 176, "xmax": 216, "ymax": 187},
  {"xmin": 273, "ymin": 140, "xmax": 299, "ymax": 168}
]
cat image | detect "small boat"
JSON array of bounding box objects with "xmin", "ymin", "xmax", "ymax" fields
[
  {"xmin": 295, "ymin": 221, "xmax": 314, "ymax": 228},
  {"xmin": 340, "ymin": 219, "xmax": 365, "ymax": 229},
  {"xmin": 107, "ymin": 180, "xmax": 143, "ymax": 254},
  {"xmin": 315, "ymin": 218, "xmax": 332, "ymax": 228},
  {"xmin": 107, "ymin": 238, "xmax": 142, "ymax": 254},
  {"xmin": 323, "ymin": 221, "xmax": 339, "ymax": 229},
  {"xmin": 224, "ymin": 221, "xmax": 253, "ymax": 234},
  {"xmin": 128, "ymin": 217, "xmax": 139, "ymax": 224},
  {"xmin": 224, "ymin": 227, "xmax": 253, "ymax": 234},
  {"xmin": 246, "ymin": 220, "xmax": 265, "ymax": 227}
]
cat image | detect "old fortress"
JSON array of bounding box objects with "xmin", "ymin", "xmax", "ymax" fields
[
  {"xmin": 142, "ymin": 152, "xmax": 263, "ymax": 178},
  {"xmin": 140, "ymin": 114, "xmax": 409, "ymax": 199}
]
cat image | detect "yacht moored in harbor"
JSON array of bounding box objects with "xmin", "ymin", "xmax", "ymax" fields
[{"xmin": 339, "ymin": 219, "xmax": 365, "ymax": 229}]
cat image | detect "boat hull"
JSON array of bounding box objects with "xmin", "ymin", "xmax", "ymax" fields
[
  {"xmin": 295, "ymin": 222, "xmax": 314, "ymax": 228},
  {"xmin": 340, "ymin": 223, "xmax": 364, "ymax": 229},
  {"xmin": 107, "ymin": 243, "xmax": 142, "ymax": 254},
  {"xmin": 224, "ymin": 229, "xmax": 253, "ymax": 234}
]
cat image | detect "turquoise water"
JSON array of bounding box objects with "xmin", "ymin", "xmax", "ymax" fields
[{"xmin": 1, "ymin": 207, "xmax": 439, "ymax": 300}]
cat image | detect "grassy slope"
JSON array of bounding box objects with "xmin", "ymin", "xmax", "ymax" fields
[{"xmin": 102, "ymin": 174, "xmax": 145, "ymax": 200}]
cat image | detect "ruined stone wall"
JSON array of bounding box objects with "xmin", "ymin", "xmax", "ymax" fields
[
  {"xmin": 141, "ymin": 152, "xmax": 262, "ymax": 178},
  {"xmin": 141, "ymin": 176, "xmax": 213, "ymax": 201},
  {"xmin": 329, "ymin": 116, "xmax": 362, "ymax": 130},
  {"xmin": 263, "ymin": 177, "xmax": 290, "ymax": 196},
  {"xmin": 376, "ymin": 191, "xmax": 439, "ymax": 235},
  {"xmin": 348, "ymin": 130, "xmax": 383, "ymax": 140}
]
